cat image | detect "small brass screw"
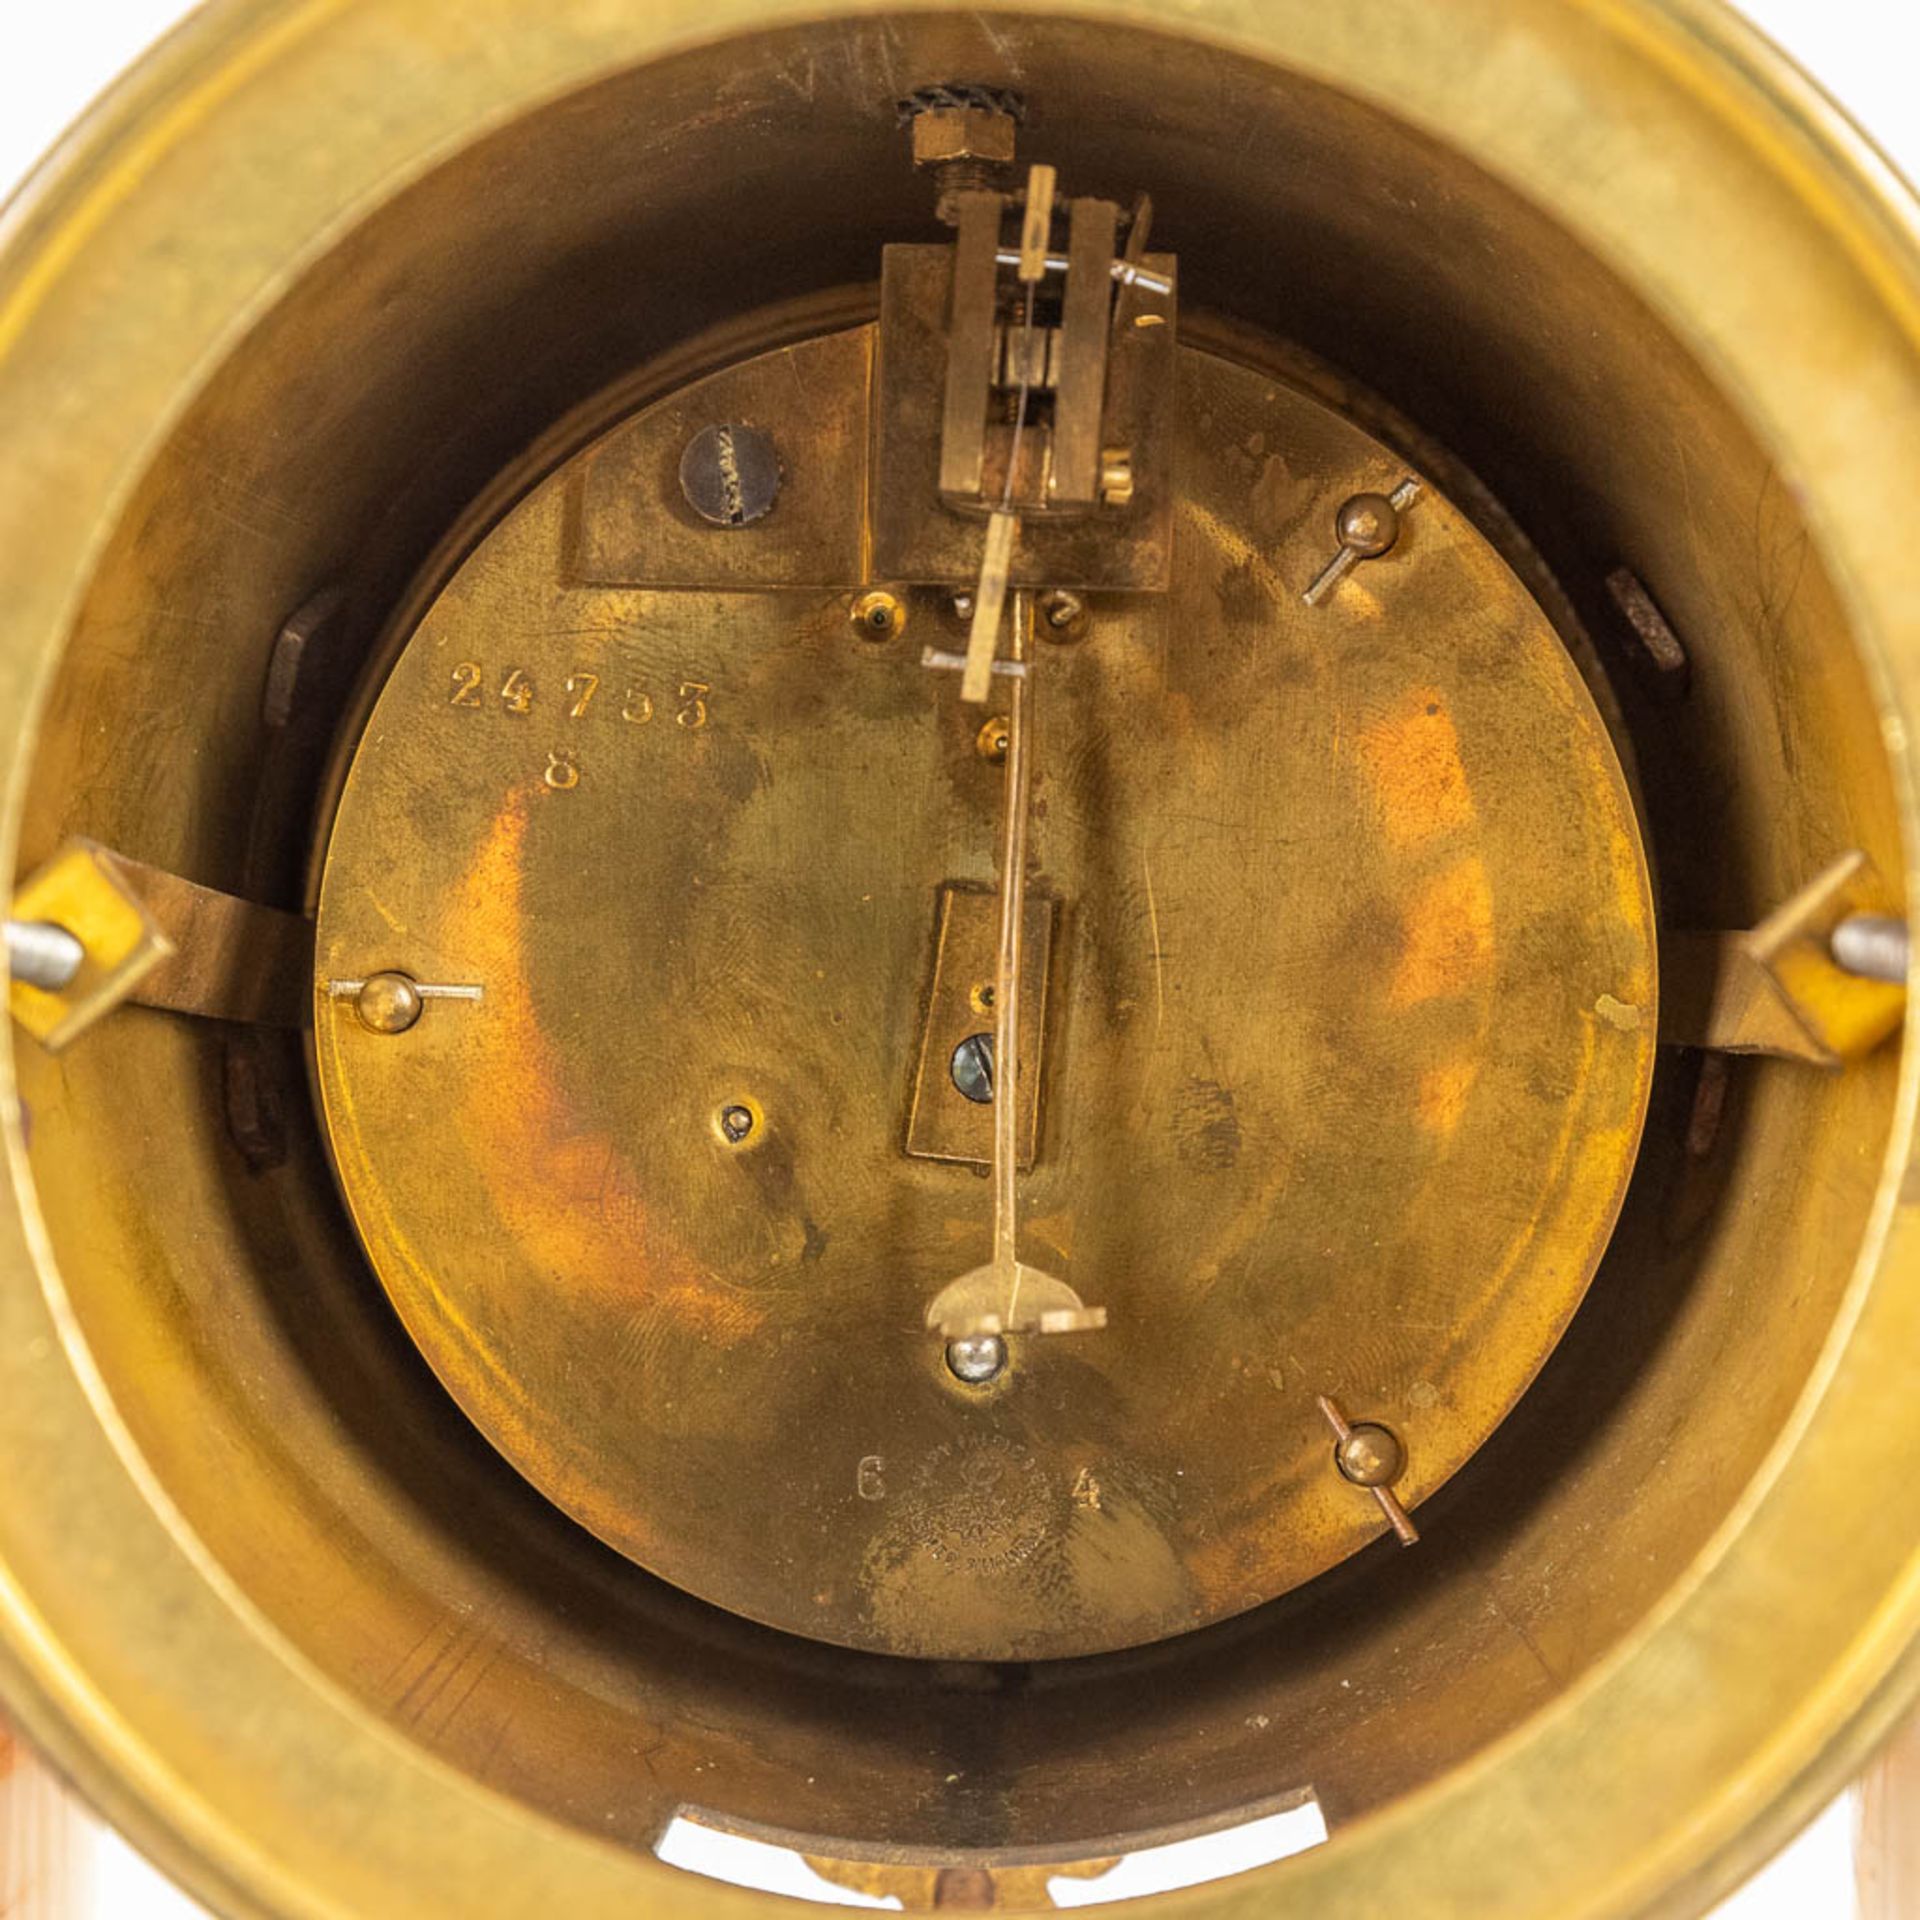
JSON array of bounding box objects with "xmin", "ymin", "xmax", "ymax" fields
[
  {"xmin": 852, "ymin": 589, "xmax": 906, "ymax": 641},
  {"xmin": 976, "ymin": 715, "xmax": 1011, "ymax": 762}
]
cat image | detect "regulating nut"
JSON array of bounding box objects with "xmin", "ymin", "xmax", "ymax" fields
[{"xmin": 910, "ymin": 105, "xmax": 1018, "ymax": 171}]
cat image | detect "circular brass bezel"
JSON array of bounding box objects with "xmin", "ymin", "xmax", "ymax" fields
[{"xmin": 0, "ymin": 2, "xmax": 1917, "ymax": 1917}]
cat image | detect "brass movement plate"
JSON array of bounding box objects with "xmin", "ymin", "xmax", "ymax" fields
[
  {"xmin": 314, "ymin": 334, "xmax": 1656, "ymax": 1661},
  {"xmin": 904, "ymin": 884, "xmax": 1053, "ymax": 1170},
  {"xmin": 566, "ymin": 327, "xmax": 871, "ymax": 590}
]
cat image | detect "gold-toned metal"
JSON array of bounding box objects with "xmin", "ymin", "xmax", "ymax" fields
[
  {"xmin": 909, "ymin": 107, "xmax": 1019, "ymax": 175},
  {"xmin": 1663, "ymin": 853, "xmax": 1906, "ymax": 1065},
  {"xmin": 1303, "ymin": 477, "xmax": 1423, "ymax": 606},
  {"xmin": 961, "ymin": 508, "xmax": 1019, "ymax": 702},
  {"xmin": 1318, "ymin": 1396, "xmax": 1420, "ymax": 1547},
  {"xmin": 4, "ymin": 3, "xmax": 1920, "ymax": 1918},
  {"xmin": 904, "ymin": 88, "xmax": 1026, "ymax": 227},
  {"xmin": 904, "ymin": 885, "xmax": 1052, "ymax": 1169},
  {"xmin": 938, "ymin": 193, "xmax": 1007, "ymax": 507},
  {"xmin": 922, "ymin": 590, "xmax": 1106, "ymax": 1348},
  {"xmin": 850, "ymin": 588, "xmax": 906, "ymax": 641},
  {"xmin": 1110, "ymin": 191, "xmax": 1156, "ymax": 338},
  {"xmin": 874, "ymin": 242, "xmax": 1179, "ymax": 584},
  {"xmin": 996, "ymin": 314, "xmax": 1057, "ymax": 391},
  {"xmin": 106, "ymin": 853, "xmax": 315, "ymax": 1029},
  {"xmin": 566, "ymin": 328, "xmax": 868, "ymax": 590},
  {"xmin": 312, "ymin": 335, "xmax": 1652, "ymax": 1660},
  {"xmin": 972, "ymin": 715, "xmax": 1010, "ymax": 762},
  {"xmin": 7, "ymin": 841, "xmax": 171, "ymax": 1052},
  {"xmin": 1038, "ymin": 588, "xmax": 1087, "ymax": 637},
  {"xmin": 1017, "ymin": 165, "xmax": 1057, "ymax": 283},
  {"xmin": 923, "ymin": 1258, "xmax": 1111, "ymax": 1341},
  {"xmin": 1051, "ymin": 197, "xmax": 1120, "ymax": 508},
  {"xmin": 349, "ymin": 972, "xmax": 424, "ymax": 1035},
  {"xmin": 933, "ymin": 172, "xmax": 1148, "ymax": 526},
  {"xmin": 1337, "ymin": 1426, "xmax": 1402, "ymax": 1489}
]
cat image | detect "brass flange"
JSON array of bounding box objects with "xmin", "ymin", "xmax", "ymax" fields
[{"xmin": 0, "ymin": 4, "xmax": 1917, "ymax": 1919}]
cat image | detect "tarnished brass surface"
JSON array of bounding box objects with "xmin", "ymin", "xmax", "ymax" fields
[
  {"xmin": 873, "ymin": 246, "xmax": 1178, "ymax": 587},
  {"xmin": 2, "ymin": 1, "xmax": 1920, "ymax": 1917},
  {"xmin": 904, "ymin": 884, "xmax": 1053, "ymax": 1169},
  {"xmin": 112, "ymin": 852, "xmax": 316, "ymax": 1028},
  {"xmin": 314, "ymin": 332, "xmax": 1654, "ymax": 1659},
  {"xmin": 11, "ymin": 840, "xmax": 316, "ymax": 1039},
  {"xmin": 1665, "ymin": 852, "xmax": 1907, "ymax": 1064},
  {"xmin": 7, "ymin": 841, "xmax": 172, "ymax": 1050},
  {"xmin": 567, "ymin": 329, "xmax": 872, "ymax": 590}
]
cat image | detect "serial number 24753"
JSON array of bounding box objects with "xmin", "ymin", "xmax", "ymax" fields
[{"xmin": 445, "ymin": 662, "xmax": 711, "ymax": 789}]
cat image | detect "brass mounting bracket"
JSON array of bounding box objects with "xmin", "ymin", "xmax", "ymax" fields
[{"xmin": 1661, "ymin": 851, "xmax": 1906, "ymax": 1067}]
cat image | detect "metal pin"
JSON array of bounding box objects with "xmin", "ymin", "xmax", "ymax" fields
[
  {"xmin": 6, "ymin": 920, "xmax": 85, "ymax": 993},
  {"xmin": 1110, "ymin": 193, "xmax": 1155, "ymax": 346},
  {"xmin": 1832, "ymin": 913, "xmax": 1910, "ymax": 985},
  {"xmin": 1316, "ymin": 1395, "xmax": 1419, "ymax": 1546},
  {"xmin": 1302, "ymin": 478, "xmax": 1423, "ymax": 607},
  {"xmin": 922, "ymin": 648, "xmax": 1028, "ymax": 680},
  {"xmin": 992, "ymin": 248, "xmax": 1173, "ymax": 296},
  {"xmin": 329, "ymin": 978, "xmax": 484, "ymax": 1002},
  {"xmin": 328, "ymin": 973, "xmax": 484, "ymax": 1035}
]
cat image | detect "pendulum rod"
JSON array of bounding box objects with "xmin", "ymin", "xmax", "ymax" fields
[{"xmin": 994, "ymin": 590, "xmax": 1034, "ymax": 1325}]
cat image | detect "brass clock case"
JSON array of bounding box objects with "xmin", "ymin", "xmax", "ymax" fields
[{"xmin": 0, "ymin": 2, "xmax": 1916, "ymax": 1918}]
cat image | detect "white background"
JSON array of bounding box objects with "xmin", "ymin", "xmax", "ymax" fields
[{"xmin": 0, "ymin": 3, "xmax": 1911, "ymax": 1917}]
